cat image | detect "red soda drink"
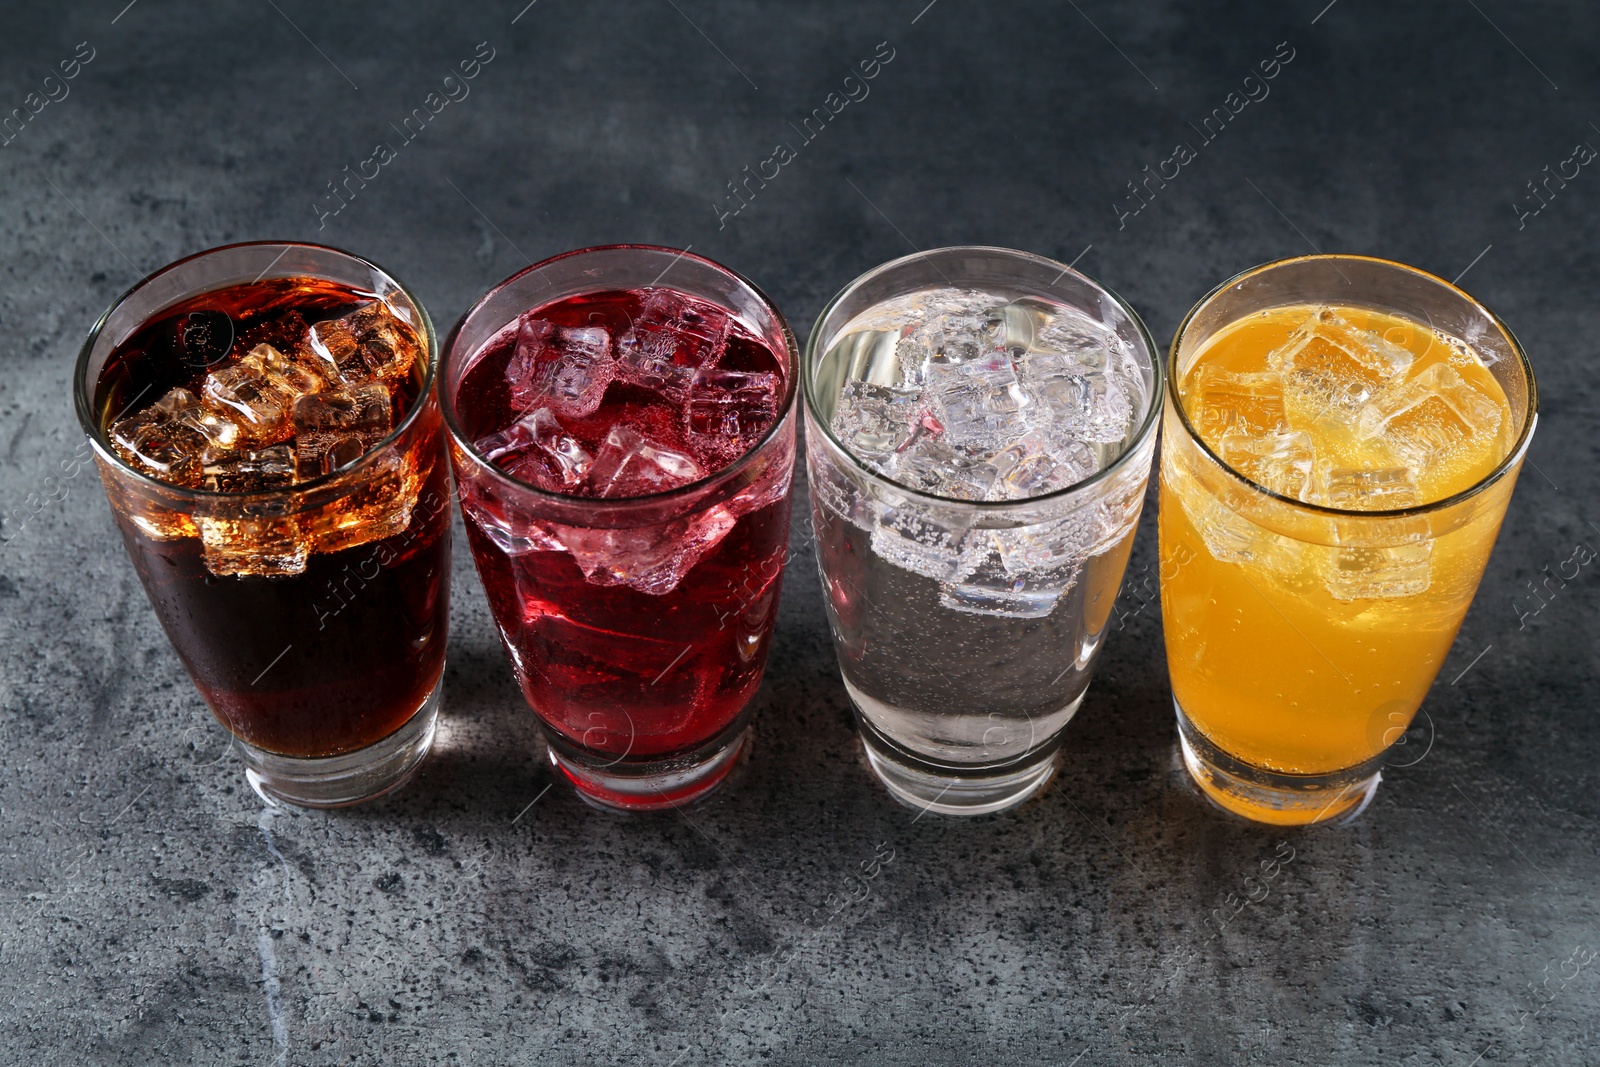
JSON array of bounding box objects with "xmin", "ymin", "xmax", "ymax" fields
[{"xmin": 444, "ymin": 247, "xmax": 796, "ymax": 810}]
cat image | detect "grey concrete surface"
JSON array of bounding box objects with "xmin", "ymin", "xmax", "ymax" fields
[{"xmin": 2, "ymin": 1, "xmax": 1598, "ymax": 1063}]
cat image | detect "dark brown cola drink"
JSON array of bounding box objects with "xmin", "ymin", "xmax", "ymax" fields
[{"xmin": 76, "ymin": 244, "xmax": 451, "ymax": 807}]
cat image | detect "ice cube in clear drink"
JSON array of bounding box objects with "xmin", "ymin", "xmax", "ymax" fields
[
  {"xmin": 291, "ymin": 382, "xmax": 393, "ymax": 479},
  {"xmin": 587, "ymin": 425, "xmax": 703, "ymax": 498},
  {"xmin": 889, "ymin": 435, "xmax": 1000, "ymax": 501},
  {"xmin": 1014, "ymin": 348, "xmax": 1131, "ymax": 444},
  {"xmin": 988, "ymin": 431, "xmax": 1096, "ymax": 500},
  {"xmin": 868, "ymin": 504, "xmax": 976, "ymax": 581},
  {"xmin": 926, "ymin": 353, "xmax": 1029, "ymax": 455},
  {"xmin": 1030, "ymin": 309, "xmax": 1117, "ymax": 370},
  {"xmin": 476, "ymin": 406, "xmax": 593, "ymax": 490},
  {"xmin": 830, "ymin": 380, "xmax": 924, "ymax": 463},
  {"xmin": 938, "ymin": 537, "xmax": 1078, "ymax": 619},
  {"xmin": 924, "ymin": 304, "xmax": 1005, "ymax": 366}
]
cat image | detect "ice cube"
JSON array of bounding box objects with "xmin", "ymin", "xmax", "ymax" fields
[
  {"xmin": 684, "ymin": 366, "xmax": 781, "ymax": 466},
  {"xmin": 475, "ymin": 407, "xmax": 593, "ymax": 491},
  {"xmin": 868, "ymin": 505, "xmax": 977, "ymax": 581},
  {"xmin": 614, "ymin": 329, "xmax": 697, "ymax": 401},
  {"xmin": 992, "ymin": 519, "xmax": 1092, "ymax": 575},
  {"xmin": 926, "ymin": 353, "xmax": 1029, "ymax": 454},
  {"xmin": 1030, "ymin": 310, "xmax": 1117, "ymax": 369},
  {"xmin": 830, "ymin": 380, "xmax": 924, "ymax": 463},
  {"xmin": 618, "ymin": 289, "xmax": 732, "ymax": 373},
  {"xmin": 1217, "ymin": 429, "xmax": 1316, "ymax": 501},
  {"xmin": 1355, "ymin": 362, "xmax": 1503, "ymax": 469},
  {"xmin": 924, "ymin": 305, "xmax": 1005, "ymax": 366},
  {"xmin": 291, "ymin": 382, "xmax": 393, "ymax": 479},
  {"xmin": 1186, "ymin": 366, "xmax": 1289, "ymax": 440},
  {"xmin": 109, "ymin": 387, "xmax": 236, "ymax": 487},
  {"xmin": 1321, "ymin": 467, "xmax": 1421, "ymax": 511},
  {"xmin": 1015, "ymin": 350, "xmax": 1131, "ymax": 444},
  {"xmin": 1185, "ymin": 492, "xmax": 1305, "ymax": 574},
  {"xmin": 504, "ymin": 317, "xmax": 616, "ymax": 419},
  {"xmin": 202, "ymin": 344, "xmax": 326, "ymax": 443},
  {"xmin": 344, "ymin": 301, "xmax": 420, "ymax": 382},
  {"xmin": 558, "ymin": 506, "xmax": 738, "ymax": 595},
  {"xmin": 894, "ymin": 336, "xmax": 930, "ymax": 388},
  {"xmin": 470, "ymin": 509, "xmax": 567, "ymax": 559},
  {"xmin": 1269, "ymin": 307, "xmax": 1412, "ymax": 419},
  {"xmin": 988, "ymin": 431, "xmax": 1097, "ymax": 500},
  {"xmin": 1167, "ymin": 450, "xmax": 1300, "ymax": 571},
  {"xmin": 303, "ymin": 300, "xmax": 420, "ymax": 386},
  {"xmin": 889, "ymin": 436, "xmax": 1000, "ymax": 501},
  {"xmin": 200, "ymin": 443, "xmax": 296, "ymax": 494},
  {"xmin": 299, "ymin": 450, "xmax": 421, "ymax": 556},
  {"xmin": 1318, "ymin": 466, "xmax": 1431, "ymax": 600},
  {"xmin": 587, "ymin": 425, "xmax": 703, "ymax": 498},
  {"xmin": 1325, "ymin": 542, "xmax": 1431, "ymax": 600},
  {"xmin": 938, "ymin": 537, "xmax": 1078, "ymax": 619},
  {"xmin": 196, "ymin": 507, "xmax": 308, "ymax": 577}
]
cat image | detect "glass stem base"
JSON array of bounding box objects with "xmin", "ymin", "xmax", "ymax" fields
[
  {"xmin": 240, "ymin": 677, "xmax": 442, "ymax": 809},
  {"xmin": 856, "ymin": 713, "xmax": 1062, "ymax": 817},
  {"xmin": 1175, "ymin": 698, "xmax": 1380, "ymax": 826},
  {"xmin": 544, "ymin": 718, "xmax": 751, "ymax": 813}
]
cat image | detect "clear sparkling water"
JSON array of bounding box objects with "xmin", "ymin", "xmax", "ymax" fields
[{"xmin": 810, "ymin": 286, "xmax": 1153, "ymax": 768}]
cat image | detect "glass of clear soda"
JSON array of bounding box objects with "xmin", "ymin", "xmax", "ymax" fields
[{"xmin": 804, "ymin": 247, "xmax": 1162, "ymax": 815}]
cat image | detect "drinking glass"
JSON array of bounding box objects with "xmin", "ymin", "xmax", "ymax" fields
[
  {"xmin": 442, "ymin": 246, "xmax": 798, "ymax": 811},
  {"xmin": 804, "ymin": 247, "xmax": 1162, "ymax": 815},
  {"xmin": 1161, "ymin": 255, "xmax": 1536, "ymax": 824},
  {"xmin": 75, "ymin": 242, "xmax": 452, "ymax": 807}
]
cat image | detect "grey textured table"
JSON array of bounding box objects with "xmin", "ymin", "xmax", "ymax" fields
[{"xmin": 2, "ymin": 2, "xmax": 1597, "ymax": 1063}]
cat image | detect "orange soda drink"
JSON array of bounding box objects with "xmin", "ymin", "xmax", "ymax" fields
[{"xmin": 1159, "ymin": 256, "xmax": 1536, "ymax": 825}]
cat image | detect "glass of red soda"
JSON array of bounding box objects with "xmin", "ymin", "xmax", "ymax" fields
[
  {"xmin": 75, "ymin": 243, "xmax": 452, "ymax": 808},
  {"xmin": 442, "ymin": 246, "xmax": 798, "ymax": 811}
]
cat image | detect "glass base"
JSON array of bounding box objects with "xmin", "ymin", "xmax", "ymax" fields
[
  {"xmin": 240, "ymin": 677, "xmax": 442, "ymax": 809},
  {"xmin": 857, "ymin": 714, "xmax": 1061, "ymax": 817},
  {"xmin": 544, "ymin": 718, "xmax": 751, "ymax": 813},
  {"xmin": 1175, "ymin": 698, "xmax": 1380, "ymax": 826}
]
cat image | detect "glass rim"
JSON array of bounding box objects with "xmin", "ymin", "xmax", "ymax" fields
[
  {"xmin": 72, "ymin": 239, "xmax": 440, "ymax": 503},
  {"xmin": 1166, "ymin": 252, "xmax": 1540, "ymax": 520},
  {"xmin": 800, "ymin": 245, "xmax": 1165, "ymax": 511},
  {"xmin": 438, "ymin": 243, "xmax": 800, "ymax": 508}
]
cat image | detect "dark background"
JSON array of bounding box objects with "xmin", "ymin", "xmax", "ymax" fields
[{"xmin": 2, "ymin": 1, "xmax": 1598, "ymax": 1063}]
